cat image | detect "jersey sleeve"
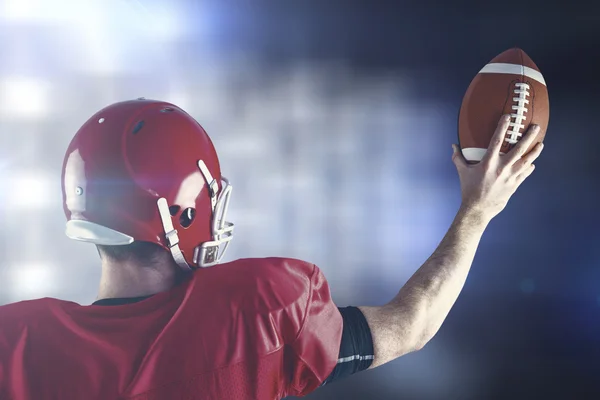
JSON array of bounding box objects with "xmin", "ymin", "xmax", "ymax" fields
[
  {"xmin": 322, "ymin": 306, "xmax": 374, "ymax": 385},
  {"xmin": 0, "ymin": 308, "xmax": 11, "ymax": 396},
  {"xmin": 0, "ymin": 304, "xmax": 23, "ymax": 399},
  {"xmin": 0, "ymin": 339, "xmax": 4, "ymax": 397},
  {"xmin": 285, "ymin": 264, "xmax": 343, "ymax": 397}
]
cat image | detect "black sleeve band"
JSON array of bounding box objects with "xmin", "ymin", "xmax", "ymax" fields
[{"xmin": 322, "ymin": 306, "xmax": 374, "ymax": 386}]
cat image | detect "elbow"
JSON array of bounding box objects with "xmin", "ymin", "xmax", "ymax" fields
[
  {"xmin": 402, "ymin": 307, "xmax": 437, "ymax": 354},
  {"xmin": 393, "ymin": 319, "xmax": 432, "ymax": 356},
  {"xmin": 394, "ymin": 329, "xmax": 429, "ymax": 357},
  {"xmin": 412, "ymin": 332, "xmax": 433, "ymax": 352}
]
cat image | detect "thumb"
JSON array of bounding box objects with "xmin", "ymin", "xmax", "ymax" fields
[{"xmin": 451, "ymin": 144, "xmax": 467, "ymax": 169}]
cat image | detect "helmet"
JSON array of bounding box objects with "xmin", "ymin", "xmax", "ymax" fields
[{"xmin": 61, "ymin": 98, "xmax": 234, "ymax": 270}]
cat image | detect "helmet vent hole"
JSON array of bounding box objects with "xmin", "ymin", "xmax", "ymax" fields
[
  {"xmin": 132, "ymin": 120, "xmax": 145, "ymax": 134},
  {"xmin": 168, "ymin": 205, "xmax": 181, "ymax": 216},
  {"xmin": 160, "ymin": 107, "xmax": 174, "ymax": 113},
  {"xmin": 180, "ymin": 207, "xmax": 196, "ymax": 228}
]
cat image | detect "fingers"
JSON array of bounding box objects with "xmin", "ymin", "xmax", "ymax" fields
[
  {"xmin": 483, "ymin": 114, "xmax": 512, "ymax": 162},
  {"xmin": 504, "ymin": 124, "xmax": 542, "ymax": 165},
  {"xmin": 513, "ymin": 141, "xmax": 543, "ymax": 184},
  {"xmin": 452, "ymin": 144, "xmax": 467, "ymax": 170},
  {"xmin": 513, "ymin": 142, "xmax": 544, "ymax": 172},
  {"xmin": 515, "ymin": 163, "xmax": 536, "ymax": 185}
]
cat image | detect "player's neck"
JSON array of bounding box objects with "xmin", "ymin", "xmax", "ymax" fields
[{"xmin": 96, "ymin": 260, "xmax": 180, "ymax": 301}]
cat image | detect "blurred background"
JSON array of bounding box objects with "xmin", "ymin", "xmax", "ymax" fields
[{"xmin": 0, "ymin": 0, "xmax": 599, "ymax": 399}]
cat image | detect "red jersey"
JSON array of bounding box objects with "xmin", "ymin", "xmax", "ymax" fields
[{"xmin": 0, "ymin": 258, "xmax": 343, "ymax": 400}]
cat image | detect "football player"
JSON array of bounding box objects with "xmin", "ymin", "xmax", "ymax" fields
[{"xmin": 0, "ymin": 102, "xmax": 543, "ymax": 399}]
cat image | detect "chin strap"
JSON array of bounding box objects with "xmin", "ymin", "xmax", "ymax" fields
[
  {"xmin": 198, "ymin": 160, "xmax": 219, "ymax": 211},
  {"xmin": 157, "ymin": 197, "xmax": 192, "ymax": 272},
  {"xmin": 157, "ymin": 160, "xmax": 234, "ymax": 271}
]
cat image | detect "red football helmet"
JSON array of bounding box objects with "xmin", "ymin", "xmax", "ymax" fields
[{"xmin": 61, "ymin": 99, "xmax": 234, "ymax": 270}]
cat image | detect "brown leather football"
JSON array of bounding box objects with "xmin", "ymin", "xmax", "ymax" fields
[{"xmin": 458, "ymin": 48, "xmax": 549, "ymax": 163}]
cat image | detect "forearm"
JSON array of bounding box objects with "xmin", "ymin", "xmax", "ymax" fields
[
  {"xmin": 393, "ymin": 205, "xmax": 490, "ymax": 347},
  {"xmin": 360, "ymin": 205, "xmax": 491, "ymax": 367},
  {"xmin": 360, "ymin": 118, "xmax": 542, "ymax": 369}
]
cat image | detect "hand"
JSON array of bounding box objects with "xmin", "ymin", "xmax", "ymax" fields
[{"xmin": 452, "ymin": 114, "xmax": 544, "ymax": 220}]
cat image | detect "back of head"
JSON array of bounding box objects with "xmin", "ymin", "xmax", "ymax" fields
[{"xmin": 61, "ymin": 99, "xmax": 234, "ymax": 270}]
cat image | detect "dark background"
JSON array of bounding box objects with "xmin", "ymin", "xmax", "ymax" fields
[
  {"xmin": 0, "ymin": 0, "xmax": 598, "ymax": 399},
  {"xmin": 182, "ymin": 2, "xmax": 600, "ymax": 397}
]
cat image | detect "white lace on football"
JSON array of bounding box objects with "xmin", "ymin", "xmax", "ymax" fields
[{"xmin": 506, "ymin": 82, "xmax": 530, "ymax": 144}]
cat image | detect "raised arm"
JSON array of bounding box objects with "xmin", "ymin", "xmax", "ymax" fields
[{"xmin": 359, "ymin": 116, "xmax": 544, "ymax": 368}]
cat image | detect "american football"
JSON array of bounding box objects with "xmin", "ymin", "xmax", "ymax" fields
[{"xmin": 458, "ymin": 48, "xmax": 550, "ymax": 162}]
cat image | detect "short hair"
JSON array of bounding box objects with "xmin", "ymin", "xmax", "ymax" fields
[{"xmin": 96, "ymin": 241, "xmax": 167, "ymax": 266}]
